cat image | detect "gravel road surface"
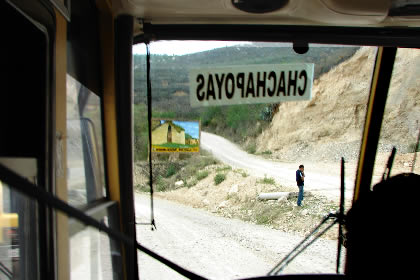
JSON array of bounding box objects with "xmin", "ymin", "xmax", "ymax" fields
[
  {"xmin": 136, "ymin": 194, "xmax": 342, "ymax": 280},
  {"xmin": 201, "ymin": 131, "xmax": 354, "ymax": 201}
]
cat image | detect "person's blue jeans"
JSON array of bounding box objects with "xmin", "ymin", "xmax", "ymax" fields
[{"xmin": 297, "ymin": 185, "xmax": 304, "ymax": 206}]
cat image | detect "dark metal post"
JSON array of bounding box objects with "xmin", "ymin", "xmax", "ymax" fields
[
  {"xmin": 115, "ymin": 15, "xmax": 139, "ymax": 280},
  {"xmin": 411, "ymin": 126, "xmax": 420, "ymax": 172},
  {"xmin": 353, "ymin": 47, "xmax": 397, "ymax": 202},
  {"xmin": 336, "ymin": 157, "xmax": 345, "ymax": 273}
]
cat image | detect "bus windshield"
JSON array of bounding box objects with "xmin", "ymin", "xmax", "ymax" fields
[{"xmin": 132, "ymin": 41, "xmax": 419, "ymax": 279}]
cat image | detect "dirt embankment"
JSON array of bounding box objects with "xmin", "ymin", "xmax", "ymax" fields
[
  {"xmin": 136, "ymin": 158, "xmax": 342, "ymax": 240},
  {"xmin": 257, "ymin": 47, "xmax": 420, "ymax": 164}
]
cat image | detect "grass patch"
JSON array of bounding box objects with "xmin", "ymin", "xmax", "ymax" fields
[
  {"xmin": 154, "ymin": 143, "xmax": 199, "ymax": 149},
  {"xmin": 233, "ymin": 169, "xmax": 248, "ymax": 177},
  {"xmin": 196, "ymin": 170, "xmax": 209, "ymax": 181},
  {"xmin": 186, "ymin": 178, "xmax": 198, "ymax": 188},
  {"xmin": 255, "ymin": 211, "xmax": 272, "ymax": 225},
  {"xmin": 179, "ymin": 155, "xmax": 219, "ymax": 182},
  {"xmin": 135, "ymin": 184, "xmax": 150, "ymax": 193},
  {"xmin": 155, "ymin": 175, "xmax": 168, "ymax": 192},
  {"xmin": 318, "ymin": 129, "xmax": 330, "ymax": 138},
  {"xmin": 179, "ymin": 153, "xmax": 192, "ymax": 160},
  {"xmin": 216, "ymin": 165, "xmax": 232, "ymax": 172},
  {"xmin": 409, "ymin": 142, "xmax": 420, "ymax": 153},
  {"xmin": 257, "ymin": 176, "xmax": 276, "ymax": 185},
  {"xmin": 214, "ymin": 173, "xmax": 226, "ymax": 185},
  {"xmin": 246, "ymin": 142, "xmax": 257, "ymax": 154}
]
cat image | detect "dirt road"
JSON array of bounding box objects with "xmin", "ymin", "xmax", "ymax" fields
[
  {"xmin": 135, "ymin": 194, "xmax": 341, "ymax": 280},
  {"xmin": 201, "ymin": 132, "xmax": 355, "ymax": 201}
]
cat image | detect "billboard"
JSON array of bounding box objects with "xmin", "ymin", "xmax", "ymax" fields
[{"xmin": 151, "ymin": 119, "xmax": 200, "ymax": 153}]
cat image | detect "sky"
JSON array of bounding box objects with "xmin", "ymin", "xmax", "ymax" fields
[
  {"xmin": 173, "ymin": 121, "xmax": 200, "ymax": 139},
  {"xmin": 132, "ymin": 41, "xmax": 352, "ymax": 56},
  {"xmin": 159, "ymin": 120, "xmax": 200, "ymax": 139},
  {"xmin": 133, "ymin": 40, "xmax": 251, "ymax": 56}
]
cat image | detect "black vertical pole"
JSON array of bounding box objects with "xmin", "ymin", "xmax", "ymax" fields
[
  {"xmin": 353, "ymin": 47, "xmax": 397, "ymax": 202},
  {"xmin": 348, "ymin": 47, "xmax": 397, "ymax": 276},
  {"xmin": 146, "ymin": 45, "xmax": 156, "ymax": 231},
  {"xmin": 115, "ymin": 15, "xmax": 139, "ymax": 280},
  {"xmin": 411, "ymin": 126, "xmax": 420, "ymax": 172},
  {"xmin": 336, "ymin": 157, "xmax": 345, "ymax": 274}
]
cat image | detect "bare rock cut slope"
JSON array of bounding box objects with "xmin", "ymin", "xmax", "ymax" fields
[{"xmin": 257, "ymin": 47, "xmax": 420, "ymax": 163}]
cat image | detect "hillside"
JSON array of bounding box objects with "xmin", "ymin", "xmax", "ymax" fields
[
  {"xmin": 133, "ymin": 44, "xmax": 360, "ymax": 159},
  {"xmin": 256, "ymin": 47, "xmax": 420, "ymax": 162},
  {"xmin": 133, "ymin": 44, "xmax": 360, "ymax": 107},
  {"xmin": 134, "ymin": 47, "xmax": 420, "ymax": 241}
]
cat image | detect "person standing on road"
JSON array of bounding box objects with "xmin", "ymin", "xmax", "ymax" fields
[{"xmin": 296, "ymin": 165, "xmax": 305, "ymax": 206}]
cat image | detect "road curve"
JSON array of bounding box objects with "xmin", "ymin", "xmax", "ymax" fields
[
  {"xmin": 135, "ymin": 194, "xmax": 340, "ymax": 280},
  {"xmin": 201, "ymin": 131, "xmax": 354, "ymax": 201}
]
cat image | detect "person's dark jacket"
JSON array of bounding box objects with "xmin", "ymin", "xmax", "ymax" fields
[{"xmin": 296, "ymin": 170, "xmax": 304, "ymax": 186}]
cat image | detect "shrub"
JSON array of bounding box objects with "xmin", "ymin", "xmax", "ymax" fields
[
  {"xmin": 258, "ymin": 176, "xmax": 276, "ymax": 185},
  {"xmin": 198, "ymin": 156, "xmax": 219, "ymax": 168},
  {"xmin": 135, "ymin": 184, "xmax": 150, "ymax": 193},
  {"xmin": 186, "ymin": 178, "xmax": 198, "ymax": 188},
  {"xmin": 226, "ymin": 105, "xmax": 249, "ymax": 130},
  {"xmin": 409, "ymin": 142, "xmax": 420, "ymax": 153},
  {"xmin": 214, "ymin": 173, "xmax": 226, "ymax": 185},
  {"xmin": 216, "ymin": 165, "xmax": 232, "ymax": 172},
  {"xmin": 196, "ymin": 170, "xmax": 209, "ymax": 181},
  {"xmin": 255, "ymin": 213, "xmax": 271, "ymax": 225},
  {"xmin": 201, "ymin": 107, "xmax": 222, "ymax": 126},
  {"xmin": 179, "ymin": 153, "xmax": 192, "ymax": 160},
  {"xmin": 155, "ymin": 176, "xmax": 167, "ymax": 192},
  {"xmin": 165, "ymin": 163, "xmax": 178, "ymax": 178},
  {"xmin": 234, "ymin": 169, "xmax": 248, "ymax": 177},
  {"xmin": 246, "ymin": 143, "xmax": 257, "ymax": 154}
]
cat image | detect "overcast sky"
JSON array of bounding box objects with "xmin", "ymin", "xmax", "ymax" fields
[
  {"xmin": 133, "ymin": 41, "xmax": 353, "ymax": 56},
  {"xmin": 133, "ymin": 41, "xmax": 251, "ymax": 56}
]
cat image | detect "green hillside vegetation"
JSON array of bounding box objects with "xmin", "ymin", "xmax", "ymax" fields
[
  {"xmin": 133, "ymin": 44, "xmax": 359, "ymax": 160},
  {"xmin": 157, "ymin": 143, "xmax": 199, "ymax": 149}
]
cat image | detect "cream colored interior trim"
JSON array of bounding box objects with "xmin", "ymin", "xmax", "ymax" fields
[{"xmin": 54, "ymin": 9, "xmax": 70, "ymax": 280}]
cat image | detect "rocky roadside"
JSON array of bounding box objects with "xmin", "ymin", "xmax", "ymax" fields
[{"xmin": 135, "ymin": 159, "xmax": 342, "ymax": 240}]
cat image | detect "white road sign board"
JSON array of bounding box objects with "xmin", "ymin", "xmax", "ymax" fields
[{"xmin": 189, "ymin": 63, "xmax": 314, "ymax": 107}]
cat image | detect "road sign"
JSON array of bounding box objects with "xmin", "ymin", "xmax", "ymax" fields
[{"xmin": 189, "ymin": 63, "xmax": 314, "ymax": 107}]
